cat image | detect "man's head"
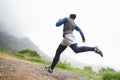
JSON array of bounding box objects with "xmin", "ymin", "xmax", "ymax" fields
[{"xmin": 70, "ymin": 14, "xmax": 76, "ymax": 20}]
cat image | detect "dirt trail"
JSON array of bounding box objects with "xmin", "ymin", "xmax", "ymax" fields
[{"xmin": 0, "ymin": 54, "xmax": 93, "ymax": 80}]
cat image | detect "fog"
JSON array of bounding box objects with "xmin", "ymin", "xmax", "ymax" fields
[
  {"xmin": 0, "ymin": 0, "xmax": 28, "ymax": 37},
  {"xmin": 1, "ymin": 0, "xmax": 120, "ymax": 70}
]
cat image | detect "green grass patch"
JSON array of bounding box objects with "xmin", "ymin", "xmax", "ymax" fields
[
  {"xmin": 99, "ymin": 67, "xmax": 120, "ymax": 80},
  {"xmin": 57, "ymin": 61, "xmax": 72, "ymax": 70},
  {"xmin": 69, "ymin": 67, "xmax": 101, "ymax": 80},
  {"xmin": 102, "ymin": 71, "xmax": 120, "ymax": 80},
  {"xmin": 0, "ymin": 48, "xmax": 50, "ymax": 65},
  {"xmin": 18, "ymin": 49, "xmax": 40, "ymax": 58},
  {"xmin": 12, "ymin": 51, "xmax": 50, "ymax": 65},
  {"xmin": 56, "ymin": 61, "xmax": 101, "ymax": 80}
]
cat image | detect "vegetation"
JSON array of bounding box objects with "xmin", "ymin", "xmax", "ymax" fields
[
  {"xmin": 0, "ymin": 48, "xmax": 120, "ymax": 80},
  {"xmin": 18, "ymin": 49, "xmax": 40, "ymax": 58},
  {"xmin": 16, "ymin": 49, "xmax": 49, "ymax": 65},
  {"xmin": 100, "ymin": 67, "xmax": 120, "ymax": 80},
  {"xmin": 102, "ymin": 71, "xmax": 120, "ymax": 80}
]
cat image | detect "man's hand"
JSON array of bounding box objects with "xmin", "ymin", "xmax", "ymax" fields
[{"xmin": 58, "ymin": 19, "xmax": 61, "ymax": 21}]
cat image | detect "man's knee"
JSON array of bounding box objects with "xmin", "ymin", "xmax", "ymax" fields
[
  {"xmin": 72, "ymin": 48, "xmax": 79, "ymax": 53},
  {"xmin": 70, "ymin": 43, "xmax": 79, "ymax": 53},
  {"xmin": 56, "ymin": 44, "xmax": 67, "ymax": 54}
]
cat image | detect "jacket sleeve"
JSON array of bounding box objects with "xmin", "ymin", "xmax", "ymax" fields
[
  {"xmin": 75, "ymin": 26, "xmax": 85, "ymax": 40},
  {"xmin": 56, "ymin": 18, "xmax": 67, "ymax": 27}
]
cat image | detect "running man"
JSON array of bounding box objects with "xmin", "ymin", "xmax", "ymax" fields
[{"xmin": 45, "ymin": 14, "xmax": 103, "ymax": 75}]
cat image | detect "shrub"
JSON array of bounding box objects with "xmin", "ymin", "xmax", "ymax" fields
[
  {"xmin": 0, "ymin": 47, "xmax": 4, "ymax": 52},
  {"xmin": 18, "ymin": 49, "xmax": 40, "ymax": 58},
  {"xmin": 84, "ymin": 66, "xmax": 92, "ymax": 71}
]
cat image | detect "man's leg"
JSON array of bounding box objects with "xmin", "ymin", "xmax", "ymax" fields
[
  {"xmin": 70, "ymin": 43, "xmax": 94, "ymax": 53},
  {"xmin": 70, "ymin": 43, "xmax": 103, "ymax": 57},
  {"xmin": 45, "ymin": 44, "xmax": 67, "ymax": 75},
  {"xmin": 50, "ymin": 44, "xmax": 67, "ymax": 70}
]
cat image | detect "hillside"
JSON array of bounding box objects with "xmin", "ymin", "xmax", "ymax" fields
[
  {"xmin": 0, "ymin": 32, "xmax": 50, "ymax": 60},
  {"xmin": 0, "ymin": 53, "xmax": 93, "ymax": 80},
  {"xmin": 0, "ymin": 32, "xmax": 37, "ymax": 51}
]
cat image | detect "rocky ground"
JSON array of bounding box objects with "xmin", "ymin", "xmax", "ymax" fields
[{"xmin": 0, "ymin": 54, "xmax": 93, "ymax": 80}]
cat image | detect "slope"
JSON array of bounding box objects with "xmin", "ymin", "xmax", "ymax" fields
[
  {"xmin": 0, "ymin": 53, "xmax": 93, "ymax": 80},
  {"xmin": 0, "ymin": 32, "xmax": 50, "ymax": 60}
]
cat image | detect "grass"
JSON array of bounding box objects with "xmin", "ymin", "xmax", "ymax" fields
[
  {"xmin": 100, "ymin": 67, "xmax": 120, "ymax": 80},
  {"xmin": 102, "ymin": 71, "xmax": 120, "ymax": 80},
  {"xmin": 0, "ymin": 48, "xmax": 120, "ymax": 80}
]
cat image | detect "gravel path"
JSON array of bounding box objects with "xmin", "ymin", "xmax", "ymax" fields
[{"xmin": 0, "ymin": 54, "xmax": 93, "ymax": 80}]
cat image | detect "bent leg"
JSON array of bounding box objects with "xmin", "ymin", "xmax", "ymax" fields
[
  {"xmin": 50, "ymin": 44, "xmax": 67, "ymax": 69},
  {"xmin": 70, "ymin": 43, "xmax": 94, "ymax": 53}
]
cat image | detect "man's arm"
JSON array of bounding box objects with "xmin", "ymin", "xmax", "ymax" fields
[
  {"xmin": 75, "ymin": 26, "xmax": 86, "ymax": 42},
  {"xmin": 56, "ymin": 18, "xmax": 67, "ymax": 26}
]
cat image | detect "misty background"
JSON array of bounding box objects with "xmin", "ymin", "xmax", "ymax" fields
[{"xmin": 0, "ymin": 0, "xmax": 120, "ymax": 71}]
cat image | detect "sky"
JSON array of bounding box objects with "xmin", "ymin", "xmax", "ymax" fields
[{"xmin": 0, "ymin": 0, "xmax": 120, "ymax": 70}]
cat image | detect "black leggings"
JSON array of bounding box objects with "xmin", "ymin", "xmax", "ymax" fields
[{"xmin": 50, "ymin": 43, "xmax": 94, "ymax": 69}]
